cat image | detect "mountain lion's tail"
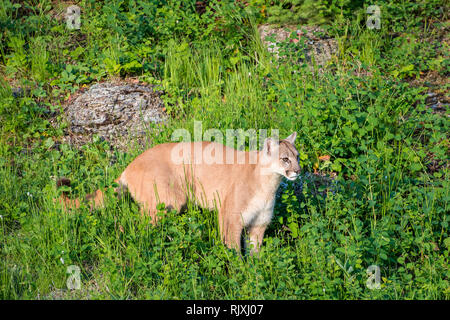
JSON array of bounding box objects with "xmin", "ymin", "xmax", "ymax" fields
[{"xmin": 55, "ymin": 177, "xmax": 106, "ymax": 211}]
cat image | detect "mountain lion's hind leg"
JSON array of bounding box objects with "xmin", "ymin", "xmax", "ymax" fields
[
  {"xmin": 140, "ymin": 205, "xmax": 159, "ymax": 225},
  {"xmin": 138, "ymin": 188, "xmax": 186, "ymax": 226}
]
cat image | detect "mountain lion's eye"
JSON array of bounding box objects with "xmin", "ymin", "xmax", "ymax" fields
[{"xmin": 282, "ymin": 158, "xmax": 290, "ymax": 163}]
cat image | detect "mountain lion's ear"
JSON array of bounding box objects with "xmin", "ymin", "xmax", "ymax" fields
[
  {"xmin": 285, "ymin": 132, "xmax": 297, "ymax": 144},
  {"xmin": 263, "ymin": 137, "xmax": 277, "ymax": 156}
]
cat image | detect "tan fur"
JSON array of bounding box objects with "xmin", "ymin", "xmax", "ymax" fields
[{"xmin": 57, "ymin": 132, "xmax": 300, "ymax": 254}]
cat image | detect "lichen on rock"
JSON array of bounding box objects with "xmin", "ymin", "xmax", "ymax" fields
[{"xmin": 62, "ymin": 82, "xmax": 167, "ymax": 150}]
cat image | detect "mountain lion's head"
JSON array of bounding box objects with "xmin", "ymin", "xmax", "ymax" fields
[{"xmin": 261, "ymin": 132, "xmax": 301, "ymax": 181}]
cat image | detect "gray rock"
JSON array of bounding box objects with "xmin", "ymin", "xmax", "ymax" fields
[
  {"xmin": 426, "ymin": 92, "xmax": 449, "ymax": 115},
  {"xmin": 62, "ymin": 82, "xmax": 167, "ymax": 149},
  {"xmin": 12, "ymin": 87, "xmax": 32, "ymax": 98}
]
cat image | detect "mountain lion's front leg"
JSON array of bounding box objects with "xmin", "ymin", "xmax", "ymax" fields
[
  {"xmin": 246, "ymin": 224, "xmax": 268, "ymax": 255},
  {"xmin": 219, "ymin": 204, "xmax": 243, "ymax": 253},
  {"xmin": 225, "ymin": 223, "xmax": 243, "ymax": 253}
]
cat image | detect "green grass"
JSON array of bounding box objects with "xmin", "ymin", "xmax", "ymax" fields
[{"xmin": 0, "ymin": 0, "xmax": 449, "ymax": 299}]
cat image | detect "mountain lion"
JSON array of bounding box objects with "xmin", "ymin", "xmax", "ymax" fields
[{"xmin": 57, "ymin": 132, "xmax": 301, "ymax": 254}]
